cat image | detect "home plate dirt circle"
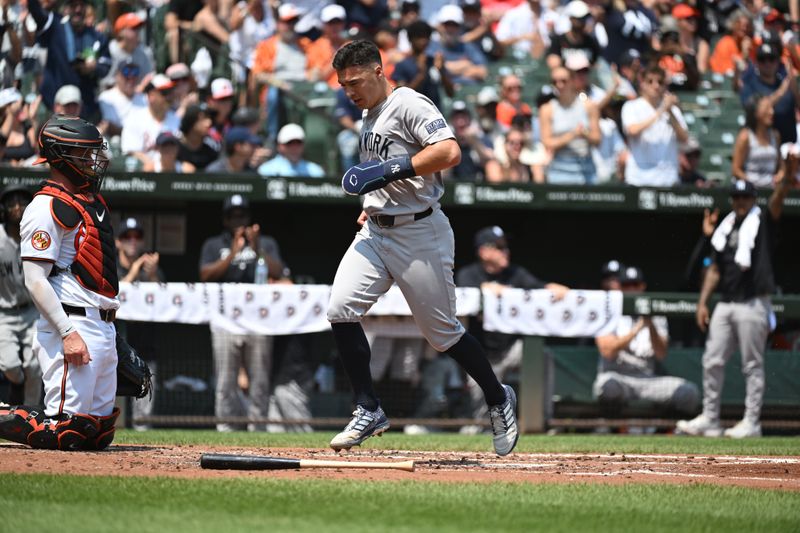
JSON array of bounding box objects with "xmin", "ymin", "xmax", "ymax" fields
[{"xmin": 1, "ymin": 444, "xmax": 798, "ymax": 490}]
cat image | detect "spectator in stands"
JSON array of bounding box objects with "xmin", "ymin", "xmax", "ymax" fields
[
  {"xmin": 396, "ymin": 0, "xmax": 420, "ymax": 53},
  {"xmin": 496, "ymin": 74, "xmax": 532, "ymax": 130},
  {"xmin": 251, "ymin": 4, "xmax": 311, "ymax": 141},
  {"xmin": 599, "ymin": 0, "xmax": 658, "ymax": 67},
  {"xmin": 166, "ymin": 62, "xmax": 198, "ymax": 119},
  {"xmin": 546, "ymin": 0, "xmax": 601, "ymax": 69},
  {"xmin": 257, "ymin": 123, "xmax": 324, "ymax": 178},
  {"xmin": 232, "ymin": 106, "xmax": 271, "ymax": 169},
  {"xmin": 333, "ymin": 88, "xmax": 362, "ymax": 172},
  {"xmin": 392, "ymin": 20, "xmax": 454, "ymax": 110},
  {"xmin": 103, "ymin": 12, "xmax": 154, "ymax": 90},
  {"xmin": 0, "ymin": 88, "xmax": 38, "ymax": 166},
  {"xmin": 0, "ymin": 4, "xmax": 23, "ymax": 87},
  {"xmin": 621, "ymin": 65, "xmax": 689, "ymax": 187},
  {"xmin": 144, "ymin": 131, "xmax": 185, "ymax": 173},
  {"xmin": 672, "ymin": 3, "xmax": 710, "ymax": 75},
  {"xmin": 27, "ymin": 0, "xmax": 111, "ymax": 119},
  {"xmin": 428, "ymin": 5, "xmax": 487, "ymax": 87},
  {"xmin": 740, "ymin": 43, "xmax": 799, "ymax": 144},
  {"xmin": 677, "ymin": 168, "xmax": 794, "ymax": 438},
  {"xmin": 199, "ymin": 194, "xmax": 284, "ymax": 431},
  {"xmin": 121, "ymin": 74, "xmax": 181, "ymax": 165},
  {"xmin": 732, "ymin": 94, "xmax": 784, "ymax": 188},
  {"xmin": 446, "ymin": 100, "xmax": 496, "ymax": 182},
  {"xmin": 178, "ymin": 103, "xmax": 221, "ymax": 172},
  {"xmin": 207, "ymin": 126, "xmax": 262, "ymax": 174},
  {"xmin": 475, "ymin": 86, "xmax": 503, "ymax": 144},
  {"xmin": 192, "ymin": 0, "xmax": 231, "ymax": 50},
  {"xmin": 709, "ymin": 9, "xmax": 753, "ymax": 76},
  {"xmin": 339, "ymin": 0, "xmax": 389, "ymax": 35},
  {"xmin": 615, "ymin": 48, "xmax": 642, "ymax": 99},
  {"xmin": 207, "ymin": 77, "xmax": 236, "ymax": 141},
  {"xmin": 456, "ymin": 226, "xmax": 569, "ymax": 432},
  {"xmin": 495, "ymin": 0, "xmax": 557, "ymax": 59},
  {"xmin": 594, "ymin": 266, "xmax": 700, "ymax": 417},
  {"xmin": 658, "ymin": 17, "xmax": 700, "ymax": 92},
  {"xmin": 600, "ymin": 259, "xmax": 623, "ymax": 291},
  {"xmin": 593, "ymin": 97, "xmax": 628, "ymax": 183},
  {"xmin": 165, "ymin": 0, "xmax": 204, "ymax": 64},
  {"xmin": 460, "ymin": 0, "xmax": 504, "ymax": 62},
  {"xmin": 99, "ymin": 60, "xmax": 147, "ymax": 138},
  {"xmin": 678, "ymin": 136, "xmax": 708, "ymax": 187},
  {"xmin": 567, "ymin": 53, "xmax": 605, "ymax": 104},
  {"xmin": 306, "ymin": 4, "xmax": 348, "ymax": 89},
  {"xmin": 229, "ymin": 0, "xmax": 276, "ymax": 84},
  {"xmin": 52, "ymin": 85, "xmax": 82, "ymax": 117},
  {"xmin": 373, "ymin": 22, "xmax": 403, "ymax": 81},
  {"xmin": 540, "ymin": 66, "xmax": 600, "ymax": 184},
  {"xmin": 485, "ymin": 128, "xmax": 539, "ymax": 183}
]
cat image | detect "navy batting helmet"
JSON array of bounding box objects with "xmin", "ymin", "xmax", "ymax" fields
[{"xmin": 35, "ymin": 115, "xmax": 109, "ymax": 194}]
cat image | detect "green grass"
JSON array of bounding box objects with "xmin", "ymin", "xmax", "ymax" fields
[
  {"xmin": 115, "ymin": 430, "xmax": 800, "ymax": 456},
  {"xmin": 0, "ymin": 473, "xmax": 797, "ymax": 533}
]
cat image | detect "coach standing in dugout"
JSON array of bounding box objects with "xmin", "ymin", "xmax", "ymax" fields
[
  {"xmin": 0, "ymin": 186, "xmax": 41, "ymax": 406},
  {"xmin": 677, "ymin": 160, "xmax": 794, "ymax": 439}
]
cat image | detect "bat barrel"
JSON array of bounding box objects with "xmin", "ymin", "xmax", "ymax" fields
[{"xmin": 200, "ymin": 453, "xmax": 300, "ymax": 470}]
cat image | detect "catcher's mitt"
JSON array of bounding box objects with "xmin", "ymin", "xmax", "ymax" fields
[{"xmin": 115, "ymin": 333, "xmax": 153, "ymax": 399}]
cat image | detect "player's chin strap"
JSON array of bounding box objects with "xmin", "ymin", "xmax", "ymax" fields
[
  {"xmin": 0, "ymin": 405, "xmax": 119, "ymax": 451},
  {"xmin": 341, "ymin": 156, "xmax": 416, "ymax": 196}
]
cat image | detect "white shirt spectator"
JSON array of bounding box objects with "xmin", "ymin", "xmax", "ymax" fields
[
  {"xmin": 621, "ymin": 97, "xmax": 687, "ymax": 187},
  {"xmin": 121, "ymin": 107, "xmax": 181, "ymax": 155},
  {"xmin": 229, "ymin": 1, "xmax": 275, "ymax": 82},
  {"xmin": 98, "ymin": 86, "xmax": 148, "ymax": 129},
  {"xmin": 593, "ymin": 117, "xmax": 626, "ymax": 183},
  {"xmin": 495, "ymin": 1, "xmax": 558, "ymax": 55}
]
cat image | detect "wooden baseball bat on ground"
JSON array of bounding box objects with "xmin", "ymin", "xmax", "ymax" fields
[{"xmin": 200, "ymin": 453, "xmax": 415, "ymax": 472}]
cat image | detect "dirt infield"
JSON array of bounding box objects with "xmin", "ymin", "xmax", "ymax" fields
[{"xmin": 2, "ymin": 443, "xmax": 798, "ymax": 490}]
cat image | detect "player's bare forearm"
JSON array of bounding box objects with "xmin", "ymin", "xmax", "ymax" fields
[
  {"xmin": 698, "ymin": 263, "xmax": 719, "ymax": 307},
  {"xmin": 411, "ymin": 139, "xmax": 460, "ymax": 175}
]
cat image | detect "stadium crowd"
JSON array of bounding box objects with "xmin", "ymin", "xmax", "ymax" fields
[{"xmin": 0, "ymin": 0, "xmax": 799, "ymax": 188}]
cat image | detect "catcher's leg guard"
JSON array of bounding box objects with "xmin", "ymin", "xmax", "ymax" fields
[
  {"xmin": 0, "ymin": 405, "xmax": 43, "ymax": 445},
  {"xmin": 28, "ymin": 413, "xmax": 100, "ymax": 451},
  {"xmin": 83, "ymin": 407, "xmax": 120, "ymax": 451}
]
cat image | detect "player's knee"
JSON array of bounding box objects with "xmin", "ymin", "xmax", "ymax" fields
[
  {"xmin": 28, "ymin": 413, "xmax": 100, "ymax": 451},
  {"xmin": 594, "ymin": 376, "xmax": 625, "ymax": 404},
  {"xmin": 326, "ymin": 302, "xmax": 360, "ymax": 323},
  {"xmin": 83, "ymin": 407, "xmax": 120, "ymax": 451},
  {"xmin": 671, "ymin": 382, "xmax": 701, "ymax": 414}
]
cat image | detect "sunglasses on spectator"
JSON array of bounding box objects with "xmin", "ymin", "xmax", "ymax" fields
[
  {"xmin": 506, "ymin": 139, "xmax": 524, "ymax": 146},
  {"xmin": 551, "ymin": 77, "xmax": 569, "ymax": 85},
  {"xmin": 504, "ymin": 85, "xmax": 522, "ymax": 91},
  {"xmin": 120, "ymin": 65, "xmax": 140, "ymax": 78}
]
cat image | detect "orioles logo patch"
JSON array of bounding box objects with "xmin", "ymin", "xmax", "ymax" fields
[{"xmin": 31, "ymin": 230, "xmax": 51, "ymax": 251}]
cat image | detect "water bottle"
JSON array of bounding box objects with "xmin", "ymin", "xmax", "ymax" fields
[{"xmin": 254, "ymin": 255, "xmax": 268, "ymax": 284}]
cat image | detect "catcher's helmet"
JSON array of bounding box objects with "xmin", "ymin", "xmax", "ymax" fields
[{"xmin": 34, "ymin": 115, "xmax": 109, "ymax": 194}]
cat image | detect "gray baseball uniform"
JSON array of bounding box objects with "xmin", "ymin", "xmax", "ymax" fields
[
  {"xmin": 327, "ymin": 87, "xmax": 465, "ymax": 351},
  {"xmin": 0, "ymin": 224, "xmax": 41, "ymax": 404}
]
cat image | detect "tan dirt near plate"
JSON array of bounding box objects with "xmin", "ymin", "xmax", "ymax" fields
[{"xmin": 1, "ymin": 443, "xmax": 798, "ymax": 490}]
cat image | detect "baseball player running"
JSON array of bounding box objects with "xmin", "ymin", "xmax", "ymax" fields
[
  {"xmin": 327, "ymin": 40, "xmax": 518, "ymax": 456},
  {"xmin": 0, "ymin": 115, "xmax": 121, "ymax": 451}
]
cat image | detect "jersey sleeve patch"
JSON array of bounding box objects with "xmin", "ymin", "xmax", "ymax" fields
[
  {"xmin": 31, "ymin": 230, "xmax": 52, "ymax": 251},
  {"xmin": 51, "ymin": 198, "xmax": 81, "ymax": 229},
  {"xmin": 424, "ymin": 118, "xmax": 446, "ymax": 135}
]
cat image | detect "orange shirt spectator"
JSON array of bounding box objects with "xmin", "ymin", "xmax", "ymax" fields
[
  {"xmin": 306, "ymin": 4, "xmax": 349, "ymax": 89},
  {"xmin": 709, "ymin": 11, "xmax": 753, "ymax": 75},
  {"xmin": 496, "ymin": 74, "xmax": 531, "ymax": 128}
]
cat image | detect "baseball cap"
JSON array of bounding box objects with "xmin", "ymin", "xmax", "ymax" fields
[
  {"xmin": 401, "ymin": 0, "xmax": 419, "ymax": 12},
  {"xmin": 566, "ymin": 0, "xmax": 590, "ymax": 19},
  {"xmin": 0, "ymin": 87, "xmax": 22, "ymax": 108},
  {"xmin": 147, "ymin": 73, "xmax": 176, "ymax": 92},
  {"xmin": 680, "ymin": 136, "xmax": 702, "ymax": 154},
  {"xmin": 474, "ymin": 225, "xmax": 508, "ymax": 249},
  {"xmin": 451, "ymin": 100, "xmax": 469, "ymax": 114},
  {"xmin": 210, "ymin": 77, "xmax": 234, "ymax": 100},
  {"xmin": 0, "ymin": 184, "xmax": 33, "ymax": 206},
  {"xmin": 55, "ymin": 85, "xmax": 82, "ymax": 106},
  {"xmin": 278, "ymin": 3, "xmax": 303, "ymax": 22},
  {"xmin": 438, "ymin": 4, "xmax": 463, "ymax": 25},
  {"xmin": 118, "ymin": 59, "xmax": 140, "ymax": 79},
  {"xmin": 232, "ymin": 106, "xmax": 260, "ymax": 126},
  {"xmin": 476, "ymin": 86, "xmax": 499, "ymax": 106},
  {"xmin": 277, "ymin": 123, "xmax": 305, "ymax": 144},
  {"xmin": 601, "ymin": 259, "xmax": 623, "ymax": 279},
  {"xmin": 320, "ymin": 4, "xmax": 346, "ymax": 23},
  {"xmin": 461, "ymin": 0, "xmax": 481, "ymax": 11},
  {"xmin": 166, "ymin": 62, "xmax": 191, "ymax": 81},
  {"xmin": 223, "ymin": 194, "xmax": 250, "ymax": 213},
  {"xmin": 565, "ymin": 52, "xmax": 591, "ymax": 71},
  {"xmin": 117, "ymin": 217, "xmax": 144, "ymax": 237},
  {"xmin": 730, "ymin": 180, "xmax": 757, "ymax": 197},
  {"xmin": 155, "ymin": 131, "xmax": 180, "ymax": 147},
  {"xmin": 225, "ymin": 126, "xmax": 262, "ymax": 146},
  {"xmin": 756, "ymin": 41, "xmax": 780, "ymax": 59},
  {"xmin": 618, "ymin": 48, "xmax": 641, "ymax": 67},
  {"xmin": 671, "ymin": 3, "xmax": 700, "ymax": 19},
  {"xmin": 620, "ymin": 266, "xmax": 645, "ymax": 284},
  {"xmin": 660, "ymin": 15, "xmax": 679, "ymax": 35},
  {"xmin": 114, "ymin": 12, "xmax": 144, "ymax": 35},
  {"xmin": 764, "ymin": 8, "xmax": 784, "ymax": 24}
]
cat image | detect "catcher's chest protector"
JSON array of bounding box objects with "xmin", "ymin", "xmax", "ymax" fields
[{"xmin": 36, "ymin": 183, "xmax": 119, "ymax": 297}]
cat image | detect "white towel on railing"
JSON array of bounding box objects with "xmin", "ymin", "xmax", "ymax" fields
[{"xmin": 710, "ymin": 206, "xmax": 761, "ymax": 269}]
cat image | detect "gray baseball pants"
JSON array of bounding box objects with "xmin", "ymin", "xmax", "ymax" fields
[{"xmin": 701, "ymin": 297, "xmax": 771, "ymax": 423}]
